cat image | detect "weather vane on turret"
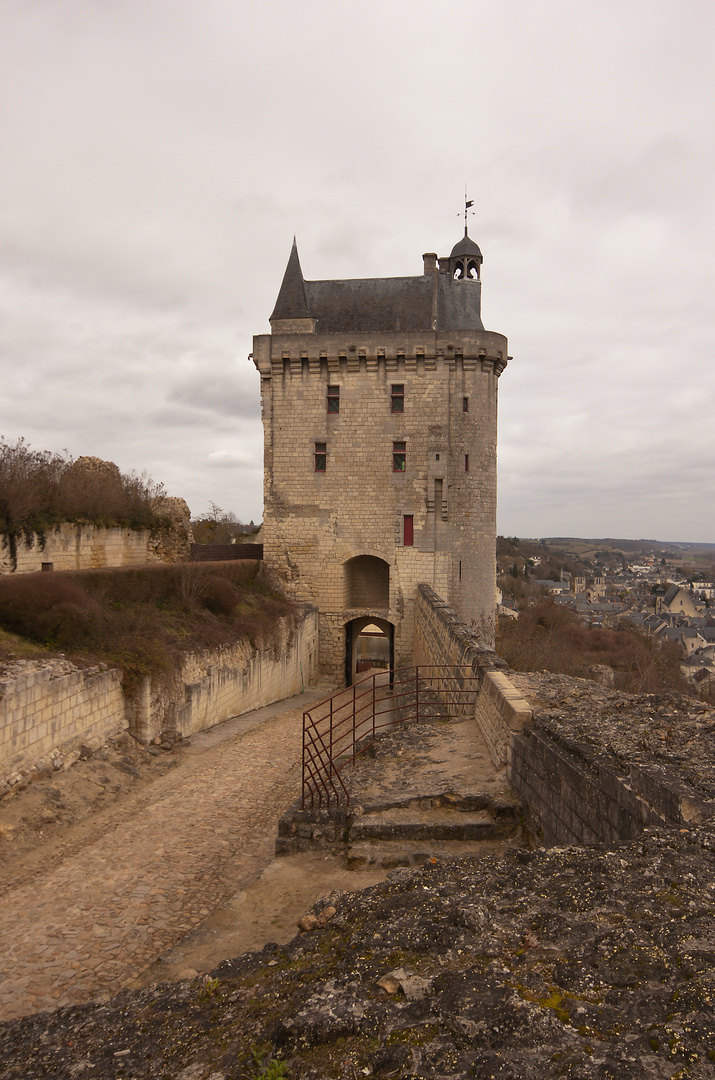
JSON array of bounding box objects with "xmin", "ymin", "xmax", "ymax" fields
[{"xmin": 459, "ymin": 186, "xmax": 475, "ymax": 236}]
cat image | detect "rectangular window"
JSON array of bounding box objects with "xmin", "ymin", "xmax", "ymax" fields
[
  {"xmin": 393, "ymin": 441, "xmax": 406, "ymax": 472},
  {"xmin": 403, "ymin": 514, "xmax": 414, "ymax": 546},
  {"xmin": 463, "ymin": 396, "xmax": 469, "ymax": 412},
  {"xmin": 391, "ymin": 384, "xmax": 404, "ymax": 413},
  {"xmin": 464, "ymin": 454, "xmax": 469, "ymax": 472},
  {"xmin": 327, "ymin": 385, "xmax": 340, "ymax": 413},
  {"xmin": 314, "ymin": 442, "xmax": 326, "ymax": 472}
]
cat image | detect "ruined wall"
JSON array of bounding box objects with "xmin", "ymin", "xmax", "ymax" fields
[
  {"xmin": 2, "ymin": 518, "xmax": 192, "ymax": 575},
  {"xmin": 128, "ymin": 609, "xmax": 319, "ymax": 744},
  {"xmin": 1, "ymin": 607, "xmax": 319, "ymax": 782},
  {"xmin": 0, "ymin": 661, "xmax": 126, "ymax": 784}
]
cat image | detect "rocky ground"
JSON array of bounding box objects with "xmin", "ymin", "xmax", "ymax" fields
[
  {"xmin": 2, "ymin": 827, "xmax": 715, "ymax": 1078},
  {"xmin": 4, "ymin": 671, "xmax": 715, "ymax": 1077},
  {"xmin": 510, "ymin": 672, "xmax": 715, "ymax": 801}
]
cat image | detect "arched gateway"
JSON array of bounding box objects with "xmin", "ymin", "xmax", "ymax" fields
[{"xmin": 344, "ymin": 617, "xmax": 394, "ymax": 686}]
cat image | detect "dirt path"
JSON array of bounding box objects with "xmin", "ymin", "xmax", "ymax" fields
[{"xmin": 0, "ymin": 691, "xmax": 375, "ymax": 1021}]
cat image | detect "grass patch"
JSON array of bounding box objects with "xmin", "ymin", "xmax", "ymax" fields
[
  {"xmin": 0, "ymin": 626, "xmax": 59, "ymax": 664},
  {"xmin": 0, "ymin": 561, "xmax": 296, "ymax": 690}
]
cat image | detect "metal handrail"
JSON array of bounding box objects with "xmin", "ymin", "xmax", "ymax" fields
[{"xmin": 301, "ymin": 665, "xmax": 479, "ymax": 810}]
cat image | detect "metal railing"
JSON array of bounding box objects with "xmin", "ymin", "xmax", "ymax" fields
[{"xmin": 301, "ymin": 665, "xmax": 479, "ymax": 810}]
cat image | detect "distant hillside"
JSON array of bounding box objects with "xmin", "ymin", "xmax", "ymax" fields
[{"xmin": 534, "ymin": 538, "xmax": 715, "ymax": 555}]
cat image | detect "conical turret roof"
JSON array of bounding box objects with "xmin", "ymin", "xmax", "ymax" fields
[{"xmin": 270, "ymin": 238, "xmax": 312, "ymax": 321}]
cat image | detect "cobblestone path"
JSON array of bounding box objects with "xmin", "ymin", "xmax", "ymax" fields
[{"xmin": 0, "ymin": 696, "xmax": 314, "ymax": 1021}]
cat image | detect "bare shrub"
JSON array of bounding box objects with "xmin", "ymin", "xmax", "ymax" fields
[
  {"xmin": 0, "ymin": 575, "xmax": 102, "ymax": 649},
  {"xmin": 0, "ymin": 561, "xmax": 295, "ymax": 690},
  {"xmin": 0, "ymin": 438, "xmax": 169, "ymax": 568},
  {"xmin": 497, "ymin": 599, "xmax": 688, "ymax": 696},
  {"xmin": 0, "ymin": 437, "xmax": 66, "ymax": 567},
  {"xmin": 176, "ymin": 563, "xmax": 214, "ymax": 608},
  {"xmin": 201, "ymin": 577, "xmax": 239, "ymax": 616}
]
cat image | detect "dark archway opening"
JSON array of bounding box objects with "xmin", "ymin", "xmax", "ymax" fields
[{"xmin": 345, "ymin": 617, "xmax": 394, "ymax": 686}]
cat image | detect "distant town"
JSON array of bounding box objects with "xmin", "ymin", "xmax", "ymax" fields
[{"xmin": 497, "ymin": 536, "xmax": 715, "ymax": 695}]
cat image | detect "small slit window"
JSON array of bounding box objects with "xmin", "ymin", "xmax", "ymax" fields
[
  {"xmin": 327, "ymin": 385, "xmax": 340, "ymax": 413},
  {"xmin": 464, "ymin": 454, "xmax": 469, "ymax": 472},
  {"xmin": 391, "ymin": 384, "xmax": 404, "ymax": 413},
  {"xmin": 463, "ymin": 396, "xmax": 469, "ymax": 412},
  {"xmin": 403, "ymin": 515, "xmax": 414, "ymax": 546},
  {"xmin": 314, "ymin": 442, "xmax": 327, "ymax": 472},
  {"xmin": 393, "ymin": 441, "xmax": 406, "ymax": 472}
]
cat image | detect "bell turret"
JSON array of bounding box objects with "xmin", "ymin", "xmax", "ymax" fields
[{"xmin": 448, "ymin": 230, "xmax": 483, "ymax": 281}]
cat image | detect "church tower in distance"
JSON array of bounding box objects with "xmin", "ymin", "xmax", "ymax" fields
[{"xmin": 252, "ymin": 229, "xmax": 509, "ymax": 683}]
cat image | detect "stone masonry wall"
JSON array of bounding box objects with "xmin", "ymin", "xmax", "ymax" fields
[
  {"xmin": 506, "ymin": 672, "xmax": 715, "ymax": 847},
  {"xmin": 1, "ymin": 522, "xmax": 189, "ymax": 575},
  {"xmin": 414, "ymin": 583, "xmax": 530, "ymax": 749},
  {"xmin": 414, "ymin": 586, "xmax": 715, "ymax": 848},
  {"xmin": 1, "ymin": 607, "xmax": 319, "ymax": 780},
  {"xmin": 0, "ymin": 662, "xmax": 126, "ymax": 783},
  {"xmin": 255, "ymin": 330, "xmax": 505, "ymax": 679},
  {"xmin": 126, "ymin": 608, "xmax": 319, "ymax": 744}
]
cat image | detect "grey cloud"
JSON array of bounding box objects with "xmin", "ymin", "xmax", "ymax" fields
[{"xmin": 0, "ymin": 0, "xmax": 713, "ymax": 538}]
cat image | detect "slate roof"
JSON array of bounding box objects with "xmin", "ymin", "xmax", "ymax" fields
[
  {"xmin": 269, "ymin": 239, "xmax": 312, "ymax": 322},
  {"xmin": 450, "ymin": 232, "xmax": 483, "ymax": 260},
  {"xmin": 270, "ymin": 239, "xmax": 485, "ymax": 333},
  {"xmin": 305, "ymin": 276, "xmax": 434, "ymax": 333}
]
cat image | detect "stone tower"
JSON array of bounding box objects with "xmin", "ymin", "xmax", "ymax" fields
[{"xmin": 252, "ymin": 230, "xmax": 509, "ymax": 683}]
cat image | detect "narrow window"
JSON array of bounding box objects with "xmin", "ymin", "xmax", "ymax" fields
[
  {"xmin": 403, "ymin": 514, "xmax": 414, "ymax": 546},
  {"xmin": 327, "ymin": 385, "xmax": 340, "ymax": 413},
  {"xmin": 464, "ymin": 454, "xmax": 469, "ymax": 472},
  {"xmin": 391, "ymin": 384, "xmax": 404, "ymax": 413},
  {"xmin": 393, "ymin": 441, "xmax": 406, "ymax": 472},
  {"xmin": 314, "ymin": 442, "xmax": 326, "ymax": 472},
  {"xmin": 463, "ymin": 396, "xmax": 469, "ymax": 413}
]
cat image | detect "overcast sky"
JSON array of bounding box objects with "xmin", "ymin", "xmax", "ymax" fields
[{"xmin": 1, "ymin": 0, "xmax": 713, "ymax": 542}]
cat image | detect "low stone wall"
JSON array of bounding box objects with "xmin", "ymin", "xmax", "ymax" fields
[
  {"xmin": 414, "ymin": 583, "xmax": 502, "ymax": 672},
  {"xmin": 1, "ymin": 607, "xmax": 319, "ymax": 782},
  {"xmin": 415, "ymin": 583, "xmax": 525, "ymax": 746},
  {"xmin": 474, "ymin": 668, "xmax": 533, "ymax": 767},
  {"xmin": 510, "ymin": 725, "xmax": 706, "ymax": 846},
  {"xmin": 506, "ymin": 672, "xmax": 715, "ymax": 847},
  {"xmin": 414, "ymin": 585, "xmax": 715, "ymax": 849},
  {"xmin": 1, "ymin": 522, "xmax": 187, "ymax": 575},
  {"xmin": 0, "ymin": 661, "xmax": 126, "ymax": 784}
]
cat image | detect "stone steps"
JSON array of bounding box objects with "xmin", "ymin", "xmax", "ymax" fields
[
  {"xmin": 346, "ymin": 835, "xmax": 522, "ymax": 870},
  {"xmin": 345, "ymin": 791, "xmax": 521, "ymax": 870}
]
